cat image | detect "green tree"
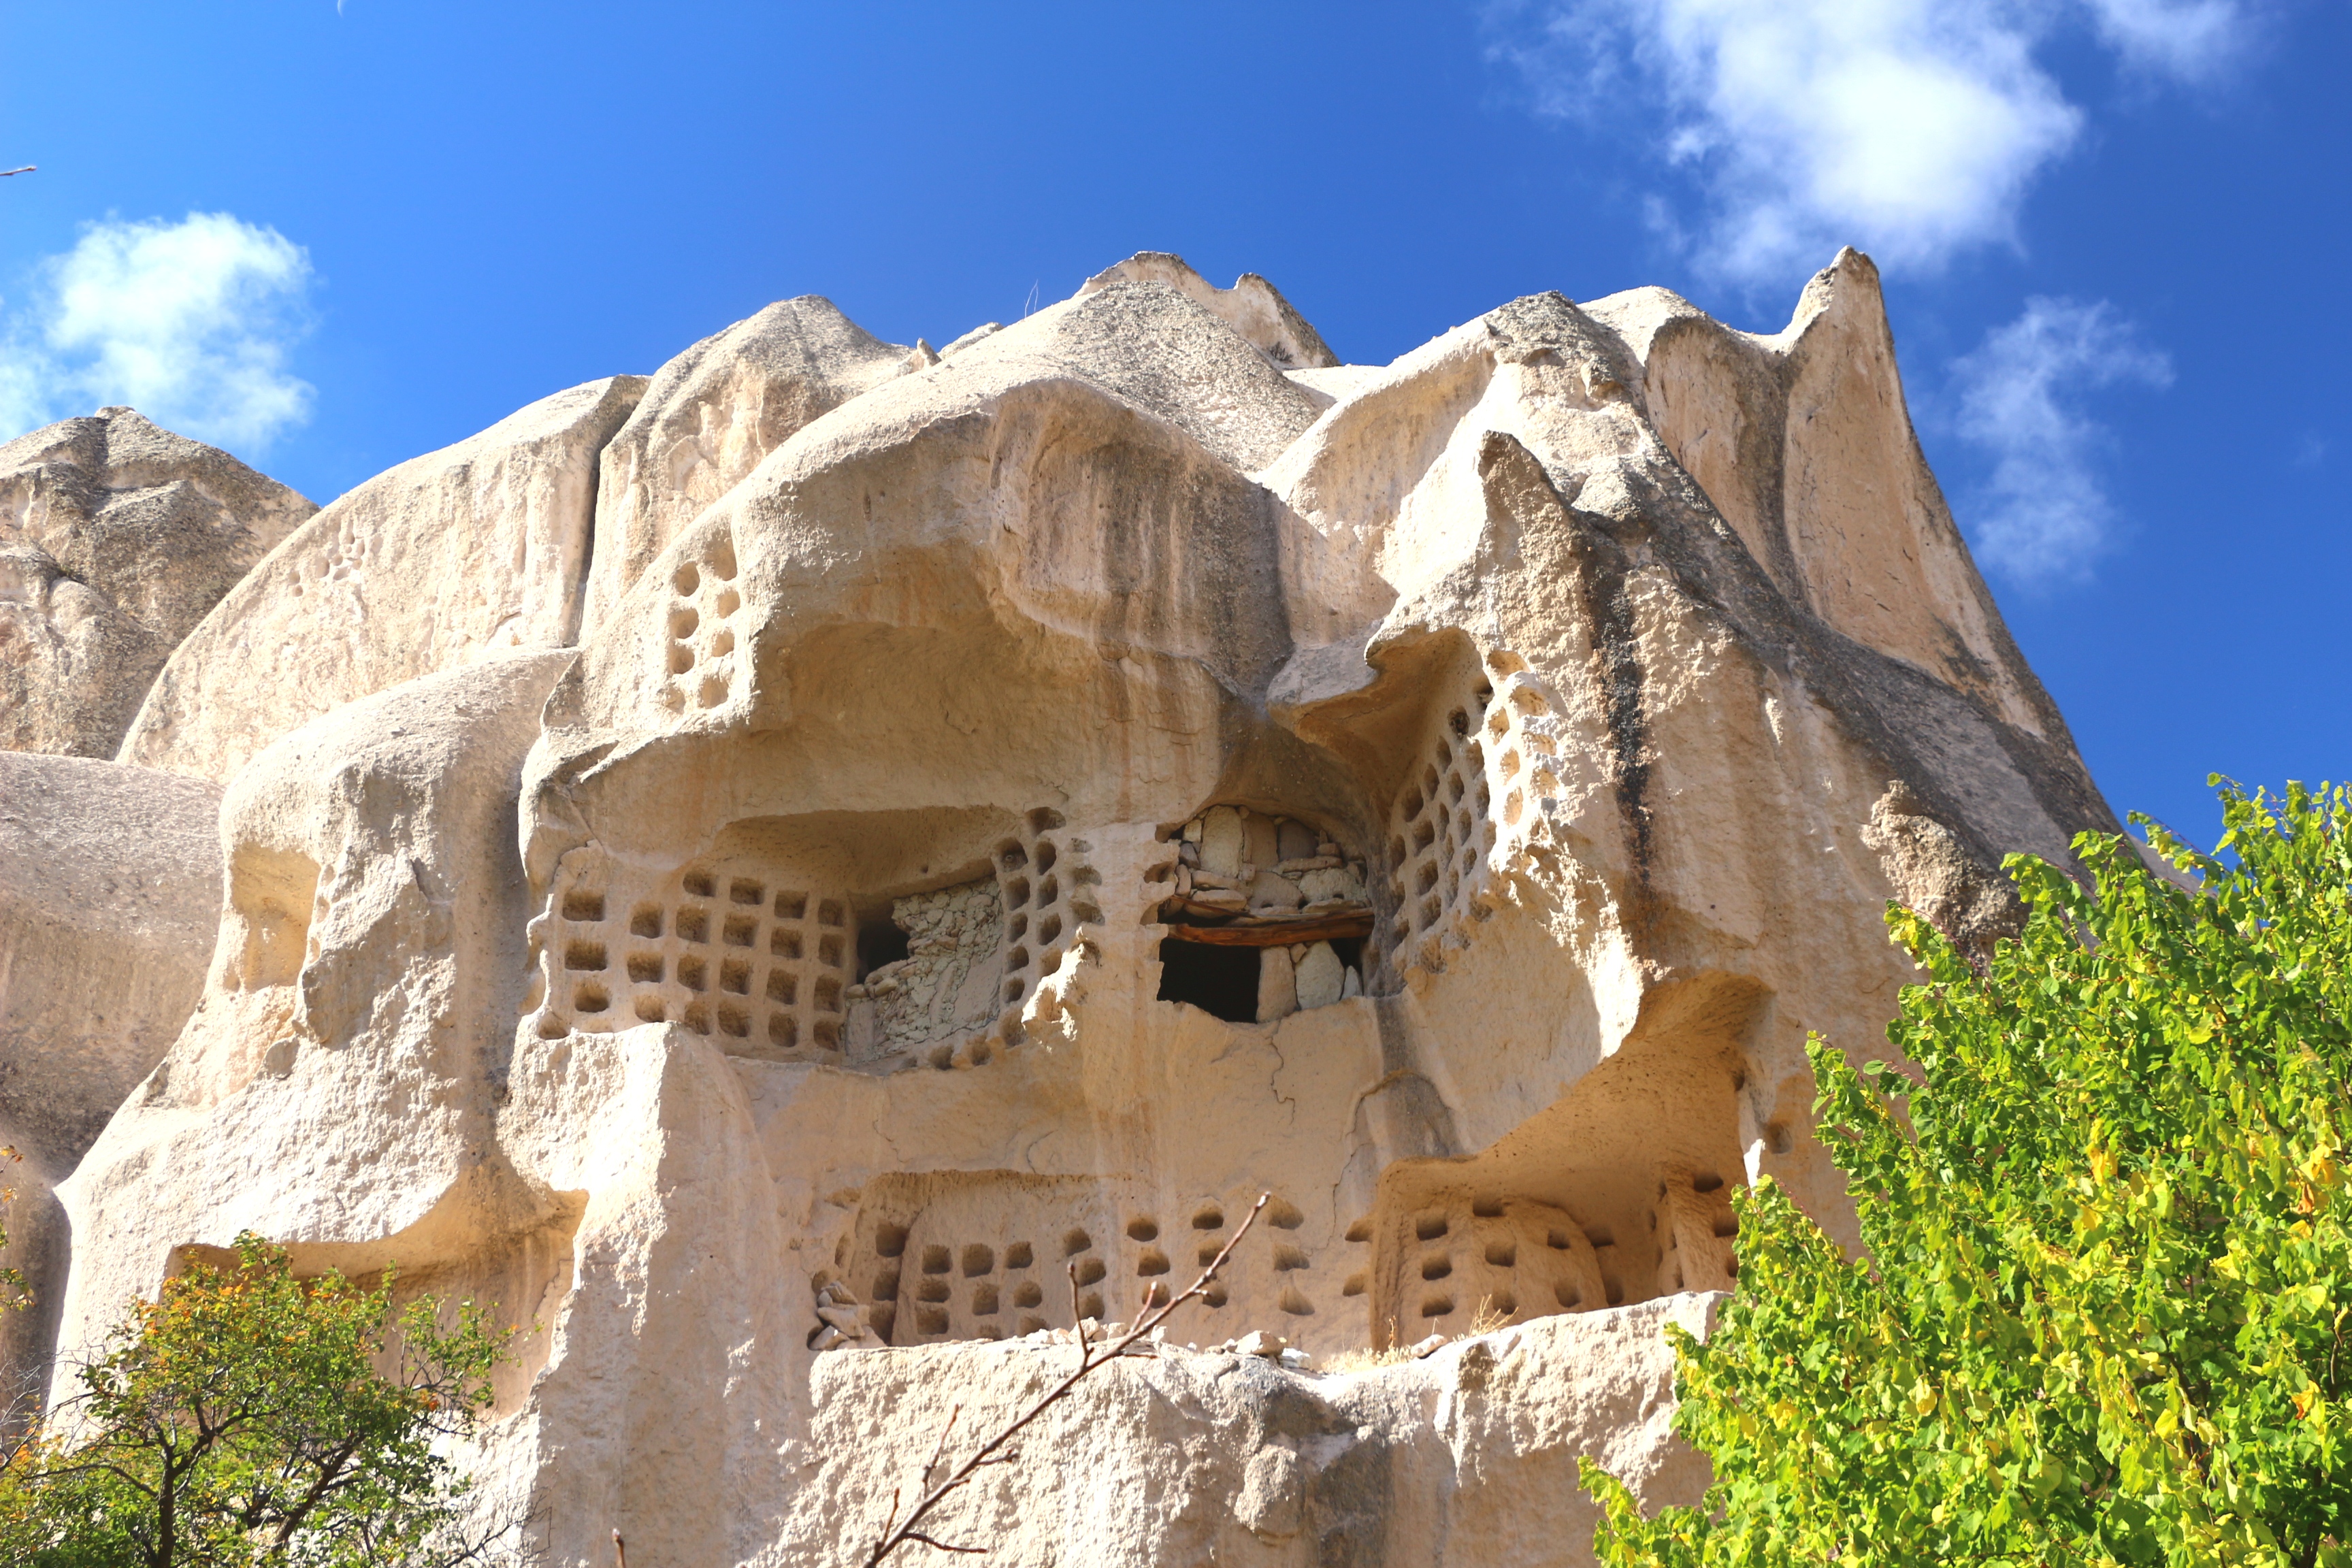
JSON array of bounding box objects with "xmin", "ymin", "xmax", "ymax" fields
[
  {"xmin": 1586, "ymin": 781, "xmax": 2352, "ymax": 1568},
  {"xmin": 3, "ymin": 1145, "xmax": 37, "ymax": 1440},
  {"xmin": 1, "ymin": 1145, "xmax": 28, "ymax": 1313},
  {"xmin": 0, "ymin": 1232, "xmax": 518, "ymax": 1568}
]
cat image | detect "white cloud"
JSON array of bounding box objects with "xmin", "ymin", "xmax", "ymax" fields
[
  {"xmin": 1494, "ymin": 0, "xmax": 2249, "ymax": 283},
  {"xmin": 2084, "ymin": 0, "xmax": 2248, "ymax": 80},
  {"xmin": 0, "ymin": 212, "xmax": 316, "ymax": 453},
  {"xmin": 1949, "ymin": 296, "xmax": 2170, "ymax": 583}
]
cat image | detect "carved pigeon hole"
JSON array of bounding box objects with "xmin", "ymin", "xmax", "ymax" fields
[
  {"xmin": 657, "ymin": 532, "xmax": 743, "ymax": 717},
  {"xmin": 1370, "ymin": 1194, "xmax": 1605, "ymax": 1344},
  {"xmin": 530, "ymin": 804, "xmax": 1099, "ymax": 1071},
  {"xmin": 535, "ymin": 854, "xmax": 849, "ymax": 1056},
  {"xmin": 817, "ymin": 1177, "xmax": 1318, "ymax": 1350},
  {"xmin": 22, "ymin": 254, "xmax": 2134, "ymax": 1563},
  {"xmin": 1375, "ymin": 645, "xmax": 1564, "ymax": 991}
]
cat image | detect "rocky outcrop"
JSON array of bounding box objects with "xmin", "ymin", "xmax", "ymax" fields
[
  {"xmin": 117, "ymin": 378, "xmax": 646, "ymax": 783},
  {"xmin": 31, "ymin": 250, "xmax": 2119, "ymax": 1567},
  {"xmin": 784, "ymin": 1296, "xmax": 1717, "ymax": 1566},
  {"xmin": 0, "ymin": 753, "xmax": 223, "ymax": 1390},
  {"xmin": 0, "ymin": 408, "xmax": 315, "ymax": 757},
  {"xmin": 1580, "ymin": 250, "xmax": 2070, "ymax": 738},
  {"xmin": 53, "ymin": 653, "xmax": 577, "ymax": 1411},
  {"xmin": 1079, "ymin": 251, "xmax": 1340, "ymax": 372},
  {"xmin": 578, "ymin": 298, "xmax": 909, "ymax": 637}
]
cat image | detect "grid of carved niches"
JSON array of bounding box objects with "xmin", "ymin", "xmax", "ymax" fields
[
  {"xmin": 1651, "ymin": 1173, "xmax": 1739, "ymax": 1296},
  {"xmin": 1377, "ymin": 649, "xmax": 1564, "ymax": 987},
  {"xmin": 1347, "ymin": 1196, "xmax": 1627, "ymax": 1350},
  {"xmin": 657, "ymin": 528, "xmax": 742, "ymax": 717},
  {"xmin": 841, "ymin": 1193, "xmax": 1316, "ymax": 1345},
  {"xmin": 544, "ymin": 868, "xmax": 851, "ymax": 1059},
  {"xmin": 964, "ymin": 808, "xmax": 1105, "ymax": 1064}
]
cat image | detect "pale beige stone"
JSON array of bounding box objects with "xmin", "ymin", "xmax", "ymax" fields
[
  {"xmin": 1246, "ymin": 870, "xmax": 1305, "ymax": 914},
  {"xmin": 0, "ymin": 753, "xmax": 221, "ymax": 1387},
  {"xmin": 783, "ymin": 1296, "xmax": 1717, "ymax": 1567},
  {"xmin": 1294, "ymin": 941, "xmax": 1345, "ymax": 1009},
  {"xmin": 36, "ymin": 248, "xmax": 2125, "ymax": 1567},
  {"xmin": 1581, "ymin": 249, "xmax": 2065, "ymax": 737},
  {"xmin": 577, "ymin": 298, "xmax": 909, "ymax": 636},
  {"xmin": 1243, "ymin": 810, "xmax": 1280, "ymax": 871},
  {"xmin": 1256, "ymin": 943, "xmax": 1298, "ymax": 1023},
  {"xmin": 0, "ymin": 408, "xmax": 315, "ymax": 757},
  {"xmin": 116, "ymin": 378, "xmax": 645, "ymax": 782},
  {"xmin": 1080, "ymin": 250, "xmax": 1339, "ymax": 372},
  {"xmin": 1199, "ymin": 805, "xmax": 1245, "ymax": 879},
  {"xmin": 1296, "ymin": 864, "xmax": 1362, "ymax": 904},
  {"xmin": 52, "ymin": 653, "xmax": 580, "ymax": 1418},
  {"xmin": 934, "ymin": 276, "xmax": 1328, "ymax": 474}
]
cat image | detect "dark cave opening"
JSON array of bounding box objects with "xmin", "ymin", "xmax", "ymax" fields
[
  {"xmin": 856, "ymin": 915, "xmax": 911, "ymax": 979},
  {"xmin": 1155, "ymin": 938, "xmax": 1260, "ymax": 1023}
]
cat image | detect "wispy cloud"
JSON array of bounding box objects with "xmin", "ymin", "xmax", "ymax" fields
[
  {"xmin": 0, "ymin": 212, "xmax": 317, "ymax": 453},
  {"xmin": 2084, "ymin": 0, "xmax": 2250, "ymax": 81},
  {"xmin": 1492, "ymin": 0, "xmax": 2250, "ymax": 284},
  {"xmin": 1950, "ymin": 296, "xmax": 2170, "ymax": 584}
]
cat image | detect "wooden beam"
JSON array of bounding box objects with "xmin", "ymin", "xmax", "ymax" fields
[{"xmin": 1159, "ymin": 911, "xmax": 1374, "ymax": 947}]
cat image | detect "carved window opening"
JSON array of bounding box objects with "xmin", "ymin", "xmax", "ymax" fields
[
  {"xmin": 855, "ymin": 913, "xmax": 911, "ymax": 979},
  {"xmin": 1155, "ymin": 939, "xmax": 1259, "ymax": 1023},
  {"xmin": 1152, "ymin": 803, "xmax": 1371, "ymax": 1022}
]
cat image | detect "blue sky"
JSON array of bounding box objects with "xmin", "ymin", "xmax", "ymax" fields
[{"xmin": 1, "ymin": 0, "xmax": 2344, "ymax": 846}]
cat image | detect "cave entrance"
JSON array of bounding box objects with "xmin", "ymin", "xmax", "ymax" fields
[
  {"xmin": 1156, "ymin": 939, "xmax": 1260, "ymax": 1024},
  {"xmin": 855, "ymin": 913, "xmax": 910, "ymax": 980}
]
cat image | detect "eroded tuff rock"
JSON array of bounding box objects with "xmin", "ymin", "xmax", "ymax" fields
[
  {"xmin": 1079, "ymin": 250, "xmax": 1340, "ymax": 372},
  {"xmin": 0, "ymin": 408, "xmax": 316, "ymax": 757},
  {"xmin": 118, "ymin": 378, "xmax": 646, "ymax": 783},
  {"xmin": 0, "ymin": 753, "xmax": 223, "ymax": 1389},
  {"xmin": 55, "ymin": 653, "xmax": 577, "ymax": 1398},
  {"xmin": 785, "ymin": 1296, "xmax": 1717, "ymax": 1566},
  {"xmin": 578, "ymin": 297, "xmax": 911, "ymax": 637},
  {"xmin": 34, "ymin": 250, "xmax": 2119, "ymax": 1566}
]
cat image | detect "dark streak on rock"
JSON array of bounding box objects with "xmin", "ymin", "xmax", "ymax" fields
[{"xmin": 1474, "ymin": 431, "xmax": 1655, "ymax": 885}]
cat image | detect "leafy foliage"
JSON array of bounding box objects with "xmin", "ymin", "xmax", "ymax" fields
[
  {"xmin": 1, "ymin": 1144, "xmax": 28, "ymax": 1315},
  {"xmin": 0, "ymin": 1232, "xmax": 517, "ymax": 1568},
  {"xmin": 1584, "ymin": 781, "xmax": 2352, "ymax": 1568}
]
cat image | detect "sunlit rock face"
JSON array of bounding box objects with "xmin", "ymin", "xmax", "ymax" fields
[
  {"xmin": 0, "ymin": 407, "xmax": 315, "ymax": 758},
  {"xmin": 22, "ymin": 250, "xmax": 2114, "ymax": 1567}
]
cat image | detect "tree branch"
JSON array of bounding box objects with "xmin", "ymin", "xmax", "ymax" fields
[{"xmin": 862, "ymin": 1192, "xmax": 1269, "ymax": 1565}]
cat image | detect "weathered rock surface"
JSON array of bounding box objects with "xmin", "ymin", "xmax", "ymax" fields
[
  {"xmin": 785, "ymin": 1296, "xmax": 1717, "ymax": 1566},
  {"xmin": 1580, "ymin": 249, "xmax": 2065, "ymax": 738},
  {"xmin": 53, "ymin": 653, "xmax": 576, "ymax": 1414},
  {"xmin": 1080, "ymin": 251, "xmax": 1340, "ymax": 372},
  {"xmin": 35, "ymin": 250, "xmax": 2121, "ymax": 1567},
  {"xmin": 0, "ymin": 753, "xmax": 223, "ymax": 1388},
  {"xmin": 578, "ymin": 297, "xmax": 909, "ymax": 637},
  {"xmin": 117, "ymin": 378, "xmax": 646, "ymax": 783},
  {"xmin": 0, "ymin": 408, "xmax": 316, "ymax": 757}
]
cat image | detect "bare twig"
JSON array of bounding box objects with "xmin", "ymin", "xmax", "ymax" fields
[
  {"xmin": 862, "ymin": 1192, "xmax": 1270, "ymax": 1565},
  {"xmin": 611, "ymin": 1529, "xmax": 625, "ymax": 1568},
  {"xmin": 919, "ymin": 1404, "xmax": 961, "ymax": 1490},
  {"xmin": 0, "ymin": 167, "xmax": 33, "ymax": 178},
  {"xmin": 902, "ymin": 1531, "xmax": 985, "ymax": 1555}
]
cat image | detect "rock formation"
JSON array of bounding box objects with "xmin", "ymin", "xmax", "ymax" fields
[
  {"xmin": 118, "ymin": 378, "xmax": 647, "ymax": 783},
  {"xmin": 577, "ymin": 297, "xmax": 911, "ymax": 638},
  {"xmin": 0, "ymin": 752, "xmax": 224, "ymax": 1390},
  {"xmin": 3, "ymin": 250, "xmax": 2119, "ymax": 1565},
  {"xmin": 0, "ymin": 408, "xmax": 315, "ymax": 757}
]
